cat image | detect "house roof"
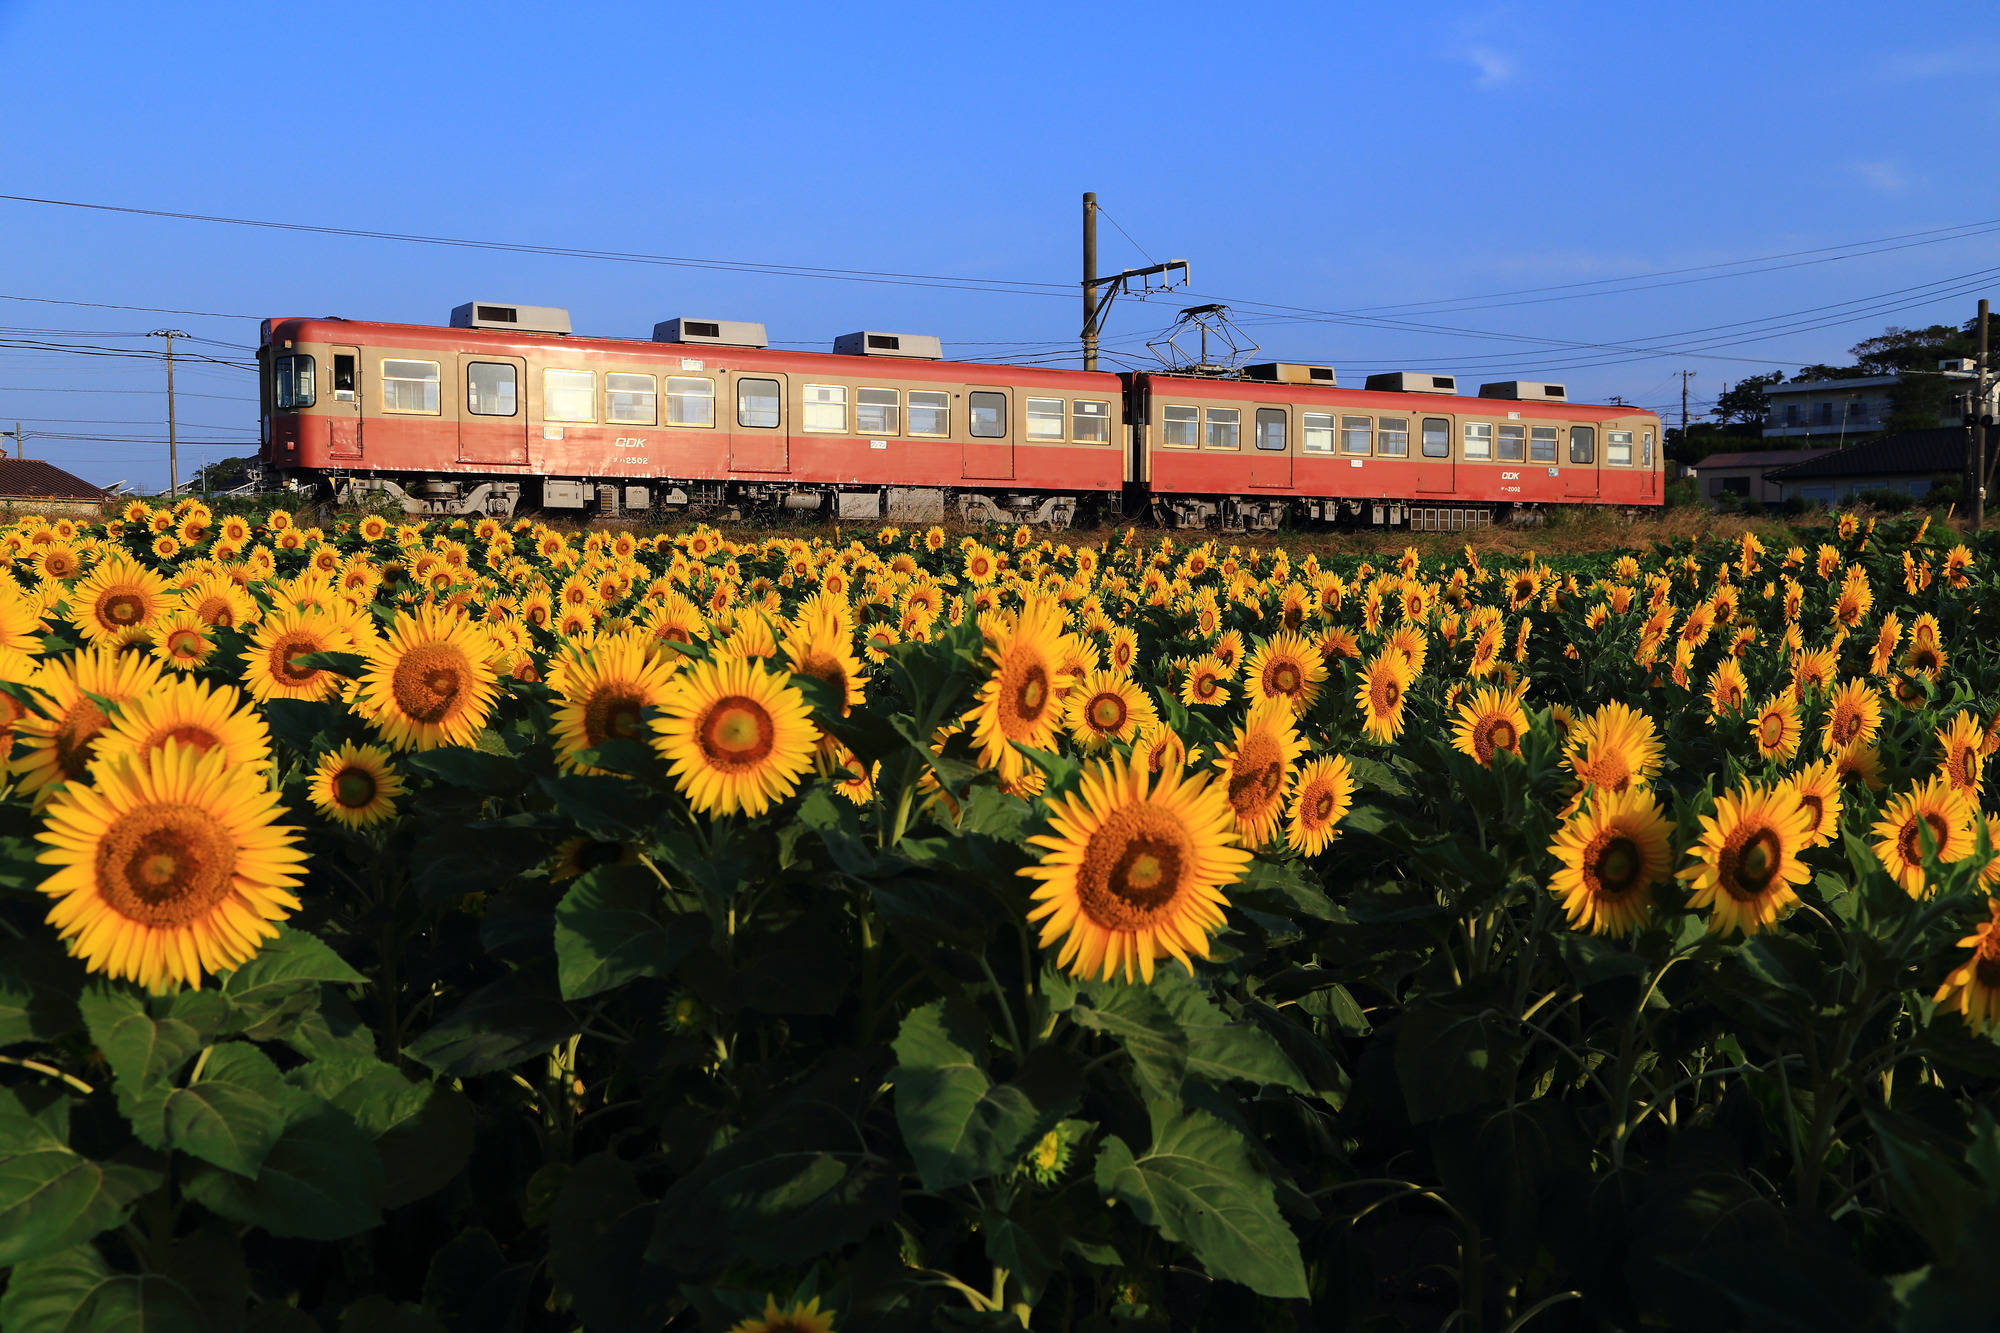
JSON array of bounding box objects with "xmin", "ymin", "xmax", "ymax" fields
[
  {"xmin": 1763, "ymin": 427, "xmax": 1966, "ymax": 481},
  {"xmin": 1765, "ymin": 376, "xmax": 1903, "ymax": 395},
  {"xmin": 0, "ymin": 459, "xmax": 109, "ymax": 501},
  {"xmin": 1694, "ymin": 450, "xmax": 1825, "ymax": 470}
]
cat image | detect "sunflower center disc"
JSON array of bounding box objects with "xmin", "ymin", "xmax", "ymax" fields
[
  {"xmin": 169, "ymin": 631, "xmax": 206, "ymax": 658},
  {"xmin": 1309, "ymin": 787, "xmax": 1336, "ymax": 824},
  {"xmin": 701, "ymin": 696, "xmax": 775, "ymax": 769},
  {"xmin": 1591, "ymin": 835, "xmax": 1641, "ymax": 894},
  {"xmin": 1273, "ymin": 665, "xmax": 1299, "ymax": 695},
  {"xmin": 276, "ymin": 637, "xmax": 326, "ymax": 684},
  {"xmin": 101, "ymin": 591, "xmax": 146, "ymax": 626},
  {"xmin": 54, "ymin": 699, "xmax": 110, "ymax": 782},
  {"xmin": 1899, "ymin": 813, "xmax": 1952, "ymax": 867},
  {"xmin": 1089, "ymin": 695, "xmax": 1126, "ymax": 731},
  {"xmin": 392, "ymin": 644, "xmax": 470, "ymax": 724},
  {"xmin": 585, "ymin": 689, "xmax": 647, "ymax": 745},
  {"xmin": 1077, "ymin": 806, "xmax": 1192, "ymax": 929},
  {"xmin": 1729, "ymin": 829, "xmax": 1780, "ymax": 897},
  {"xmin": 335, "ymin": 769, "xmax": 378, "ymax": 808},
  {"xmin": 96, "ymin": 803, "xmax": 237, "ymax": 927}
]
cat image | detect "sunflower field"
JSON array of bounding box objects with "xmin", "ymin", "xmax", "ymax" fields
[{"xmin": 0, "ymin": 503, "xmax": 1996, "ymax": 1333}]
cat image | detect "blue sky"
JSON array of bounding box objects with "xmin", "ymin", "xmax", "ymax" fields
[{"xmin": 3, "ymin": 0, "xmax": 1998, "ymax": 489}]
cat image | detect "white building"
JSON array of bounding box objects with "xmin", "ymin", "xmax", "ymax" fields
[{"xmin": 1761, "ymin": 361, "xmax": 1976, "ymax": 440}]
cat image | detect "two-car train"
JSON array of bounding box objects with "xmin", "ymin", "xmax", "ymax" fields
[{"xmin": 257, "ymin": 302, "xmax": 1663, "ymax": 529}]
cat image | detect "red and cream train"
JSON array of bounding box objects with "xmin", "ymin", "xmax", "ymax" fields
[{"xmin": 257, "ymin": 302, "xmax": 1662, "ymax": 529}]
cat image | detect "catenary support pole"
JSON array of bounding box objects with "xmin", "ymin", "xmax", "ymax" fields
[
  {"xmin": 1082, "ymin": 193, "xmax": 1099, "ymax": 372},
  {"xmin": 150, "ymin": 329, "xmax": 187, "ymax": 495},
  {"xmin": 1975, "ymin": 299, "xmax": 1988, "ymax": 530}
]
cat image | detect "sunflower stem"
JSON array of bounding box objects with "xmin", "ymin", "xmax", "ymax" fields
[{"xmin": 977, "ymin": 952, "xmax": 1024, "ymax": 1058}]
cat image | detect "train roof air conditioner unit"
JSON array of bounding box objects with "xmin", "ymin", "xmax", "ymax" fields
[
  {"xmin": 1364, "ymin": 372, "xmax": 1457, "ymax": 394},
  {"xmin": 653, "ymin": 318, "xmax": 769, "ymax": 349},
  {"xmin": 1243, "ymin": 362, "xmax": 1336, "ymax": 386},
  {"xmin": 450, "ymin": 302, "xmax": 572, "ymax": 335},
  {"xmin": 1478, "ymin": 381, "xmax": 1568, "ymax": 402},
  {"xmin": 834, "ymin": 331, "xmax": 943, "ymax": 360}
]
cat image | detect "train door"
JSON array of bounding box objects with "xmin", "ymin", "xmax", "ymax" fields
[
  {"xmin": 1416, "ymin": 415, "xmax": 1455, "ymax": 491},
  {"xmin": 457, "ymin": 355, "xmax": 528, "ymax": 464},
  {"xmin": 326, "ymin": 346, "xmax": 362, "ymax": 461},
  {"xmin": 963, "ymin": 387, "xmax": 1013, "ymax": 479},
  {"xmin": 1564, "ymin": 425, "xmax": 1601, "ymax": 498},
  {"xmin": 729, "ymin": 373, "xmax": 789, "ymax": 472},
  {"xmin": 1250, "ymin": 406, "xmax": 1292, "ymax": 487}
]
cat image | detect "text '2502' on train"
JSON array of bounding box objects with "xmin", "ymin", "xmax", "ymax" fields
[{"xmin": 257, "ymin": 301, "xmax": 1664, "ymax": 530}]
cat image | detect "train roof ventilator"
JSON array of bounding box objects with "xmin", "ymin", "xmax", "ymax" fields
[
  {"xmin": 1364, "ymin": 372, "xmax": 1458, "ymax": 394},
  {"xmin": 1243, "ymin": 363, "xmax": 1336, "ymax": 386},
  {"xmin": 834, "ymin": 332, "xmax": 944, "ymax": 360},
  {"xmin": 1479, "ymin": 381, "xmax": 1569, "ymax": 402},
  {"xmin": 654, "ymin": 318, "xmax": 770, "ymax": 349},
  {"xmin": 450, "ymin": 303, "xmax": 573, "ymax": 335}
]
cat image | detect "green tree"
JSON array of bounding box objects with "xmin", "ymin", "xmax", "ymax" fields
[{"xmin": 1709, "ymin": 372, "xmax": 1786, "ymax": 426}]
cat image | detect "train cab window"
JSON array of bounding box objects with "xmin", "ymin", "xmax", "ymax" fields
[
  {"xmin": 667, "ymin": 377, "xmax": 715, "ymax": 426},
  {"xmin": 1569, "ymin": 426, "xmax": 1596, "ymax": 465},
  {"xmin": 272, "ymin": 354, "xmax": 315, "ymax": 410},
  {"xmin": 1255, "ymin": 408, "xmax": 1287, "ymax": 450},
  {"xmin": 332, "ymin": 354, "xmax": 356, "ymax": 400},
  {"xmin": 607, "ymin": 373, "xmax": 658, "ymax": 426},
  {"xmin": 1377, "ymin": 417, "xmax": 1409, "ymax": 456},
  {"xmin": 1303, "ymin": 412, "xmax": 1334, "ymax": 453},
  {"xmin": 1642, "ymin": 430, "xmax": 1654, "ymax": 467},
  {"xmin": 1421, "ymin": 418, "xmax": 1451, "ymax": 458},
  {"xmin": 1204, "ymin": 406, "xmax": 1240, "ymax": 450},
  {"xmin": 1162, "ymin": 404, "xmax": 1198, "ymax": 448},
  {"xmin": 1463, "ymin": 422, "xmax": 1493, "ymax": 460},
  {"xmin": 382, "ymin": 359, "xmax": 441, "ymax": 414},
  {"xmin": 857, "ymin": 387, "xmax": 899, "ymax": 435},
  {"xmin": 466, "ymin": 362, "xmax": 517, "ymax": 417},
  {"xmin": 1529, "ymin": 426, "xmax": 1558, "ymax": 462},
  {"xmin": 1339, "ymin": 415, "xmax": 1371, "ymax": 454},
  {"xmin": 1025, "ymin": 397, "xmax": 1066, "ymax": 441},
  {"xmin": 543, "ymin": 368, "xmax": 596, "ymax": 422},
  {"xmin": 737, "ymin": 377, "xmax": 780, "ymax": 428},
  {"xmin": 1606, "ymin": 430, "xmax": 1633, "ymax": 466},
  {"xmin": 803, "ymin": 384, "xmax": 849, "ymax": 432},
  {"xmin": 1072, "ymin": 399, "xmax": 1110, "ymax": 442},
  {"xmin": 1498, "ymin": 424, "xmax": 1525, "ymax": 461},
  {"xmin": 908, "ymin": 390, "xmax": 949, "ymax": 436},
  {"xmin": 969, "ymin": 391, "xmax": 1007, "ymax": 438}
]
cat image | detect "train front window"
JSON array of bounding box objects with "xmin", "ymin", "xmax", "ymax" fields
[
  {"xmin": 1026, "ymin": 397, "xmax": 1065, "ymax": 441},
  {"xmin": 1569, "ymin": 426, "xmax": 1596, "ymax": 465},
  {"xmin": 607, "ymin": 373, "xmax": 658, "ymax": 425},
  {"xmin": 969, "ymin": 392, "xmax": 1007, "ymax": 438},
  {"xmin": 1072, "ymin": 400, "xmax": 1110, "ymax": 442},
  {"xmin": 1204, "ymin": 407, "xmax": 1239, "ymax": 450},
  {"xmin": 543, "ymin": 369, "xmax": 596, "ymax": 422},
  {"xmin": 1421, "ymin": 418, "xmax": 1451, "ymax": 458},
  {"xmin": 381, "ymin": 359, "xmax": 440, "ymax": 414},
  {"xmin": 1462, "ymin": 422, "xmax": 1492, "ymax": 460},
  {"xmin": 1255, "ymin": 408, "xmax": 1286, "ymax": 451},
  {"xmin": 1530, "ymin": 426, "xmax": 1558, "ymax": 462},
  {"xmin": 908, "ymin": 390, "xmax": 948, "ymax": 436},
  {"xmin": 466, "ymin": 362, "xmax": 517, "ymax": 416},
  {"xmin": 1606, "ymin": 430, "xmax": 1633, "ymax": 466},
  {"xmin": 1498, "ymin": 424, "xmax": 1524, "ymax": 461},
  {"xmin": 1162, "ymin": 405, "xmax": 1198, "ymax": 447},
  {"xmin": 667, "ymin": 377, "xmax": 714, "ymax": 426},
  {"xmin": 1377, "ymin": 417, "xmax": 1409, "ymax": 456},
  {"xmin": 272, "ymin": 354, "xmax": 315, "ymax": 410},
  {"xmin": 857, "ymin": 387, "xmax": 899, "ymax": 435},
  {"xmin": 1302, "ymin": 412, "xmax": 1334, "ymax": 453},
  {"xmin": 737, "ymin": 378, "xmax": 780, "ymax": 428}
]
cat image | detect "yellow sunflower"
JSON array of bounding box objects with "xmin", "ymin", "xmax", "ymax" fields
[
  {"xmin": 1565, "ymin": 701, "xmax": 1663, "ymax": 796},
  {"xmin": 66, "ymin": 555, "xmax": 171, "ymax": 645},
  {"xmin": 11, "ymin": 648, "xmax": 164, "ymax": 800},
  {"xmin": 1871, "ymin": 776, "xmax": 1975, "ymax": 898},
  {"xmin": 92, "ymin": 676, "xmax": 271, "ymax": 776},
  {"xmin": 549, "ymin": 634, "xmax": 683, "ymax": 774},
  {"xmin": 1749, "ymin": 692, "xmax": 1801, "ymax": 763},
  {"xmin": 1821, "ymin": 678, "xmax": 1882, "ymax": 755},
  {"xmin": 1781, "ymin": 759, "xmax": 1844, "ymax": 848},
  {"xmin": 1548, "ymin": 786, "xmax": 1675, "ymax": 936},
  {"xmin": 963, "ymin": 597, "xmax": 1075, "ymax": 783},
  {"xmin": 1935, "ymin": 898, "xmax": 2000, "ymax": 1035},
  {"xmin": 1285, "ymin": 754, "xmax": 1355, "ymax": 857},
  {"xmin": 149, "ymin": 612, "xmax": 219, "ymax": 671},
  {"xmin": 1831, "ymin": 739, "xmax": 1885, "ymax": 792},
  {"xmin": 651, "ymin": 654, "xmax": 818, "ymax": 817},
  {"xmin": 179, "ymin": 574, "xmax": 258, "ymax": 630},
  {"xmin": 782, "ymin": 610, "xmax": 867, "ymax": 717},
  {"xmin": 1355, "ymin": 649, "xmax": 1412, "ymax": 744},
  {"xmin": 1937, "ymin": 711, "xmax": 1985, "ymax": 797},
  {"xmin": 1179, "ymin": 656, "xmax": 1231, "ymax": 708},
  {"xmin": 1064, "ymin": 670, "xmax": 1156, "ymax": 751},
  {"xmin": 308, "ymin": 741, "xmax": 406, "ymax": 829},
  {"xmin": 34, "ymin": 742, "xmax": 306, "ymax": 992},
  {"xmin": 725, "ymin": 1295, "xmax": 838, "ymax": 1333},
  {"xmin": 1021, "ymin": 752, "xmax": 1251, "ymax": 984},
  {"xmin": 241, "ymin": 607, "xmax": 356, "ymax": 703},
  {"xmin": 0, "ymin": 582, "xmax": 45, "ymax": 652},
  {"xmin": 355, "ymin": 606, "xmax": 501, "ymax": 751},
  {"xmin": 1679, "ymin": 782, "xmax": 1814, "ymax": 937},
  {"xmin": 1449, "ymin": 685, "xmax": 1529, "ymax": 767},
  {"xmin": 1214, "ymin": 699, "xmax": 1307, "ymax": 847},
  {"xmin": 1243, "ymin": 631, "xmax": 1328, "ymax": 714},
  {"xmin": 1706, "ymin": 658, "xmax": 1750, "ymax": 719}
]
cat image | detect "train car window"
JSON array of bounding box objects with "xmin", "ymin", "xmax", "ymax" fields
[
  {"xmin": 1303, "ymin": 412, "xmax": 1335, "ymax": 453},
  {"xmin": 1463, "ymin": 422, "xmax": 1493, "ymax": 460},
  {"xmin": 667, "ymin": 377, "xmax": 715, "ymax": 426},
  {"xmin": 1569, "ymin": 426, "xmax": 1596, "ymax": 464},
  {"xmin": 1498, "ymin": 424, "xmax": 1524, "ymax": 461},
  {"xmin": 1162, "ymin": 404, "xmax": 1198, "ymax": 447},
  {"xmin": 543, "ymin": 368, "xmax": 596, "ymax": 422},
  {"xmin": 1378, "ymin": 418, "xmax": 1409, "ymax": 456},
  {"xmin": 969, "ymin": 391, "xmax": 1007, "ymax": 438},
  {"xmin": 466, "ymin": 362, "xmax": 517, "ymax": 417},
  {"xmin": 1025, "ymin": 397, "xmax": 1066, "ymax": 441},
  {"xmin": 803, "ymin": 384, "xmax": 849, "ymax": 432},
  {"xmin": 737, "ymin": 378, "xmax": 780, "ymax": 428},
  {"xmin": 1204, "ymin": 407, "xmax": 1240, "ymax": 450},
  {"xmin": 1339, "ymin": 415, "xmax": 1371, "ymax": 454},
  {"xmin": 272, "ymin": 354, "xmax": 316, "ymax": 410},
  {"xmin": 1072, "ymin": 400, "xmax": 1110, "ymax": 442},
  {"xmin": 1255, "ymin": 408, "xmax": 1287, "ymax": 451},
  {"xmin": 1642, "ymin": 430, "xmax": 1654, "ymax": 467},
  {"xmin": 857, "ymin": 387, "xmax": 899, "ymax": 435},
  {"xmin": 382, "ymin": 359, "xmax": 441, "ymax": 414},
  {"xmin": 1606, "ymin": 430, "xmax": 1633, "ymax": 466},
  {"xmin": 1529, "ymin": 426, "xmax": 1558, "ymax": 462},
  {"xmin": 908, "ymin": 390, "xmax": 949, "ymax": 436},
  {"xmin": 607, "ymin": 373, "xmax": 658, "ymax": 426},
  {"xmin": 1421, "ymin": 418, "xmax": 1451, "ymax": 458},
  {"xmin": 333, "ymin": 354, "xmax": 356, "ymax": 400}
]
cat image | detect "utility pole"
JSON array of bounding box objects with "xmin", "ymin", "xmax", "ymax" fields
[
  {"xmin": 149, "ymin": 329, "xmax": 187, "ymax": 496},
  {"xmin": 1082, "ymin": 193, "xmax": 1099, "ymax": 371},
  {"xmin": 1974, "ymin": 299, "xmax": 1989, "ymax": 530},
  {"xmin": 1676, "ymin": 370, "xmax": 1696, "ymax": 451}
]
